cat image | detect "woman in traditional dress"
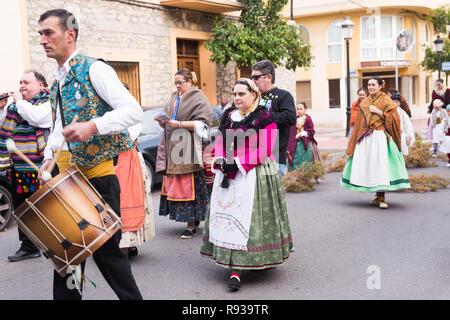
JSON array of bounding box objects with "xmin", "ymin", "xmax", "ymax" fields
[
  {"xmin": 388, "ymin": 88, "xmax": 412, "ymax": 118},
  {"xmin": 340, "ymin": 76, "xmax": 410, "ymax": 209},
  {"xmin": 349, "ymin": 88, "xmax": 368, "ymax": 138},
  {"xmin": 286, "ymin": 102, "xmax": 321, "ymax": 171},
  {"xmin": 155, "ymin": 68, "xmax": 212, "ymax": 239},
  {"xmin": 200, "ymin": 78, "xmax": 294, "ymax": 291},
  {"xmin": 390, "ymin": 92, "xmax": 415, "ymax": 156}
]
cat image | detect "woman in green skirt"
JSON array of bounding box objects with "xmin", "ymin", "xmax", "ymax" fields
[
  {"xmin": 341, "ymin": 76, "xmax": 410, "ymax": 208},
  {"xmin": 200, "ymin": 78, "xmax": 294, "ymax": 291},
  {"xmin": 286, "ymin": 102, "xmax": 321, "ymax": 171}
]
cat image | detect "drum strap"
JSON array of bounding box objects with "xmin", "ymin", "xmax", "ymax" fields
[{"xmin": 57, "ymin": 83, "xmax": 71, "ymax": 151}]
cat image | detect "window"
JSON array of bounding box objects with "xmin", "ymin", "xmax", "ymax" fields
[
  {"xmin": 361, "ymin": 16, "xmax": 377, "ymax": 60},
  {"xmin": 329, "ymin": 79, "xmax": 341, "ymax": 108},
  {"xmin": 108, "ymin": 61, "xmax": 141, "ymax": 104},
  {"xmin": 424, "ymin": 24, "xmax": 430, "ymax": 48},
  {"xmin": 361, "ymin": 15, "xmax": 404, "ymax": 61},
  {"xmin": 328, "ymin": 19, "xmax": 343, "ymax": 63},
  {"xmin": 296, "ymin": 24, "xmax": 310, "ymax": 44}
]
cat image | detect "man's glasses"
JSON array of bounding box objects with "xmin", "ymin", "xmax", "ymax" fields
[
  {"xmin": 174, "ymin": 80, "xmax": 187, "ymax": 86},
  {"xmin": 250, "ymin": 74, "xmax": 268, "ymax": 81}
]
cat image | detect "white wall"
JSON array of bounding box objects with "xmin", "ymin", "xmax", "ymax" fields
[{"xmin": 0, "ymin": 0, "xmax": 29, "ymax": 93}]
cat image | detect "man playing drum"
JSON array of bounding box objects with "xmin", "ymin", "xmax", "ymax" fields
[
  {"xmin": 37, "ymin": 9, "xmax": 143, "ymax": 300},
  {"xmin": 0, "ymin": 71, "xmax": 52, "ymax": 262}
]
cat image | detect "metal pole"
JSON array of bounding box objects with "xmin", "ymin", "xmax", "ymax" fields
[
  {"xmin": 438, "ymin": 52, "xmax": 441, "ymax": 80},
  {"xmin": 395, "ymin": 48, "xmax": 398, "ymax": 90},
  {"xmin": 346, "ymin": 38, "xmax": 351, "ymax": 137}
]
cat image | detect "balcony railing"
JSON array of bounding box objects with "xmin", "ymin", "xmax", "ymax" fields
[{"xmin": 160, "ymin": 0, "xmax": 242, "ymax": 14}]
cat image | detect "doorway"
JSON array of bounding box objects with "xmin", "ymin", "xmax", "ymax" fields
[{"xmin": 177, "ymin": 39, "xmax": 201, "ymax": 89}]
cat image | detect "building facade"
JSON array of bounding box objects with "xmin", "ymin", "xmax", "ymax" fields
[
  {"xmin": 2, "ymin": 0, "xmax": 243, "ymax": 107},
  {"xmin": 290, "ymin": 0, "xmax": 447, "ymax": 126},
  {"xmin": 1, "ymin": 0, "xmax": 297, "ymax": 109}
]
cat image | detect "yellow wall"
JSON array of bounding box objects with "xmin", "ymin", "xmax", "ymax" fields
[{"xmin": 295, "ymin": 8, "xmax": 436, "ymax": 120}]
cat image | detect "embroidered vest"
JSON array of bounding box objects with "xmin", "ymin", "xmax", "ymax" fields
[{"xmin": 50, "ymin": 54, "xmax": 134, "ymax": 169}]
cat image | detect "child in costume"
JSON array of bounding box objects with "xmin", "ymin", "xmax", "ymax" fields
[
  {"xmin": 430, "ymin": 99, "xmax": 448, "ymax": 157},
  {"xmin": 438, "ymin": 105, "xmax": 450, "ymax": 167}
]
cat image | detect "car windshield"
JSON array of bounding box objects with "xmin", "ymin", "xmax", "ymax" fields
[{"xmin": 140, "ymin": 108, "xmax": 163, "ymax": 136}]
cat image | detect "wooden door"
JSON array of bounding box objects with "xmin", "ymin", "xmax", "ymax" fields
[
  {"xmin": 177, "ymin": 57, "xmax": 201, "ymax": 89},
  {"xmin": 177, "ymin": 39, "xmax": 201, "ymax": 89}
]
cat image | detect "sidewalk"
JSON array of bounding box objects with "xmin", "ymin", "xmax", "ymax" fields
[{"xmin": 315, "ymin": 118, "xmax": 429, "ymax": 152}]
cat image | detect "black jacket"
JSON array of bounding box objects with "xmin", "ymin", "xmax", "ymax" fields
[{"xmin": 260, "ymin": 87, "xmax": 296, "ymax": 164}]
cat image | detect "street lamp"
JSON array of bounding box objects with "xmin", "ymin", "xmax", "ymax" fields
[
  {"xmin": 341, "ymin": 17, "xmax": 354, "ymax": 137},
  {"xmin": 434, "ymin": 35, "xmax": 444, "ymax": 80}
]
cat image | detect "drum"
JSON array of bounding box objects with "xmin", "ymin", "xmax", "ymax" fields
[{"xmin": 13, "ymin": 166, "xmax": 122, "ymax": 276}]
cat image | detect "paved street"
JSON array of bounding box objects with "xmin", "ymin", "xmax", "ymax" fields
[{"xmin": 0, "ymin": 154, "xmax": 449, "ymax": 300}]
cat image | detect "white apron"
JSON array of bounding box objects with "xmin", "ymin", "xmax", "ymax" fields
[
  {"xmin": 208, "ymin": 168, "xmax": 256, "ymax": 251},
  {"xmin": 350, "ymin": 130, "xmax": 389, "ymax": 187}
]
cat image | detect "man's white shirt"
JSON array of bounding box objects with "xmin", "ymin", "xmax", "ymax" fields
[
  {"xmin": 0, "ymin": 100, "xmax": 52, "ymax": 129},
  {"xmin": 44, "ymin": 50, "xmax": 143, "ymax": 161}
]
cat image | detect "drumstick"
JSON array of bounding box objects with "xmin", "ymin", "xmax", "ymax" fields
[
  {"xmin": 6, "ymin": 139, "xmax": 45, "ymax": 175},
  {"xmin": 46, "ymin": 115, "xmax": 79, "ymax": 175}
]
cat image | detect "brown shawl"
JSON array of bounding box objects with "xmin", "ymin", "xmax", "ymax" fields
[
  {"xmin": 346, "ymin": 91, "xmax": 401, "ymax": 157},
  {"xmin": 155, "ymin": 87, "xmax": 212, "ymax": 175}
]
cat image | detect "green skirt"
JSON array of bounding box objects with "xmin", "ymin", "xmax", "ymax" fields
[
  {"xmin": 287, "ymin": 141, "xmax": 311, "ymax": 171},
  {"xmin": 200, "ymin": 159, "xmax": 294, "ymax": 270},
  {"xmin": 341, "ymin": 138, "xmax": 410, "ymax": 192}
]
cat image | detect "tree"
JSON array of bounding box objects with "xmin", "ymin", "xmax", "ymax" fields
[
  {"xmin": 421, "ymin": 5, "xmax": 450, "ymax": 80},
  {"xmin": 205, "ymin": 0, "xmax": 312, "ymax": 71},
  {"xmin": 420, "ymin": 41, "xmax": 450, "ymax": 78},
  {"xmin": 427, "ymin": 5, "xmax": 450, "ymax": 35}
]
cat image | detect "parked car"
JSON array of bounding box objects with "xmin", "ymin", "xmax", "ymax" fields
[
  {"xmin": 137, "ymin": 107, "xmax": 164, "ymax": 191},
  {"xmin": 0, "ymin": 171, "xmax": 13, "ymax": 232},
  {"xmin": 137, "ymin": 106, "xmax": 223, "ymax": 191}
]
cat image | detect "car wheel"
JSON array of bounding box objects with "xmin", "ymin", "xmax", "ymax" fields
[
  {"xmin": 144, "ymin": 160, "xmax": 155, "ymax": 191},
  {"xmin": 0, "ymin": 185, "xmax": 13, "ymax": 232}
]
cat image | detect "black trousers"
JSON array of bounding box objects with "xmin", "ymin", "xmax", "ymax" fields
[
  {"xmin": 53, "ymin": 174, "xmax": 143, "ymax": 300},
  {"xmin": 10, "ymin": 169, "xmax": 39, "ymax": 253}
]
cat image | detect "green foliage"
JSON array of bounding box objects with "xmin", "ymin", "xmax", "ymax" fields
[
  {"xmin": 427, "ymin": 5, "xmax": 450, "ymax": 35},
  {"xmin": 205, "ymin": 0, "xmax": 312, "ymax": 70},
  {"xmin": 420, "ymin": 40, "xmax": 450, "ymax": 76},
  {"xmin": 283, "ymin": 161, "xmax": 325, "ymax": 193},
  {"xmin": 421, "ymin": 5, "xmax": 449, "ymax": 75}
]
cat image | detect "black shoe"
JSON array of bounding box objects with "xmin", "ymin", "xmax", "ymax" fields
[
  {"xmin": 228, "ymin": 273, "xmax": 241, "ymax": 291},
  {"xmin": 128, "ymin": 247, "xmax": 138, "ymax": 258},
  {"xmin": 181, "ymin": 228, "xmax": 196, "ymax": 239},
  {"xmin": 8, "ymin": 250, "xmax": 41, "ymax": 262}
]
